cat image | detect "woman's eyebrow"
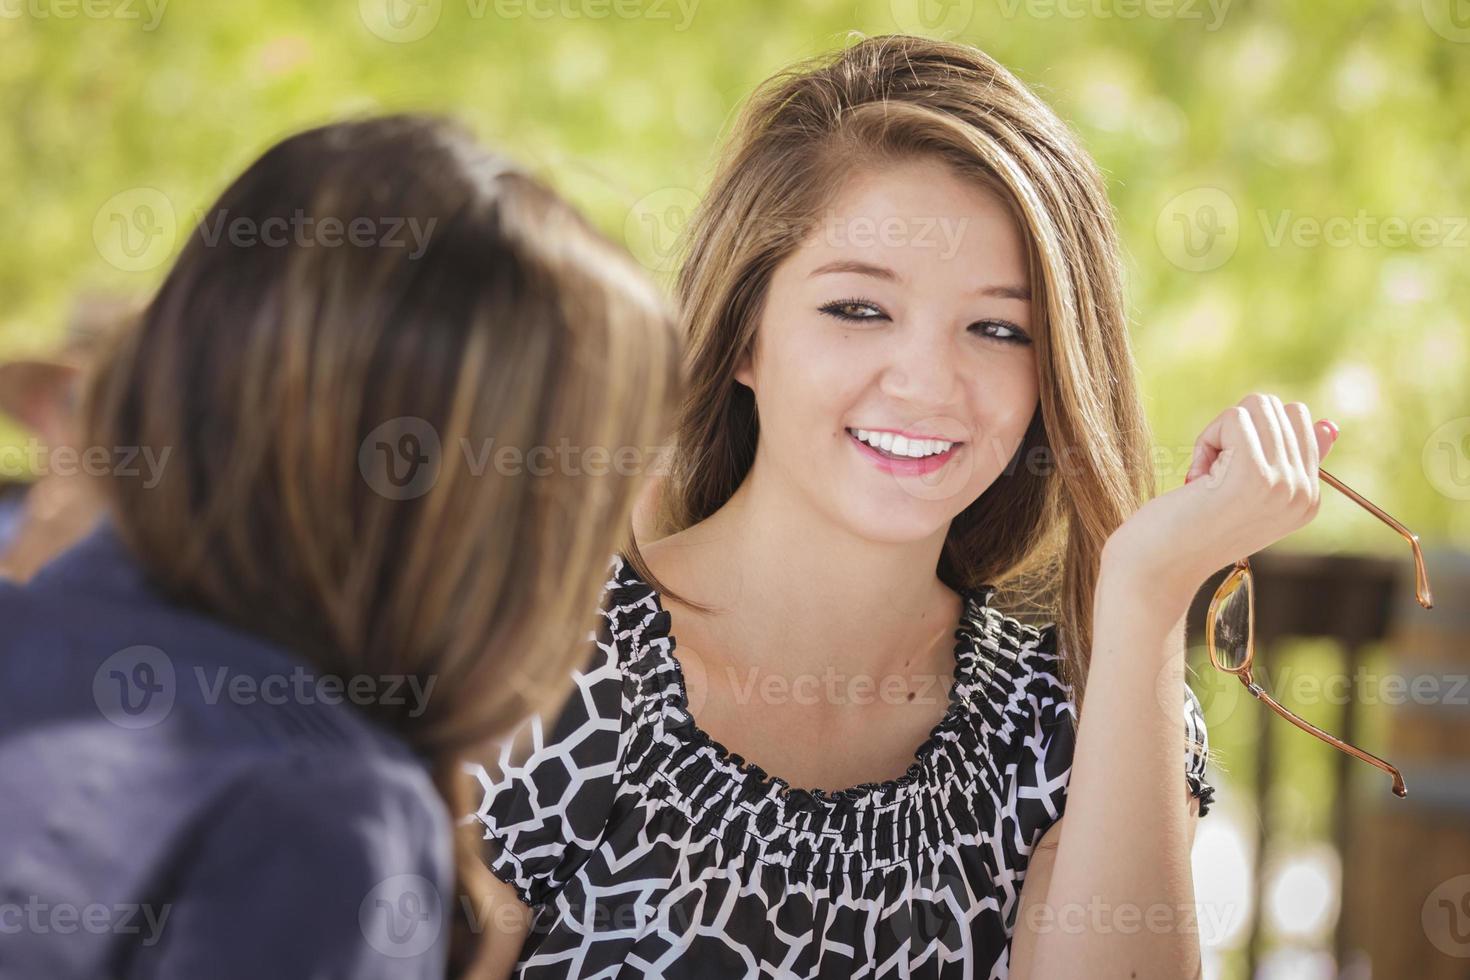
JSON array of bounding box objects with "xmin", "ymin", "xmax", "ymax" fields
[
  {"xmin": 809, "ymin": 259, "xmax": 899, "ymax": 281},
  {"xmin": 809, "ymin": 259, "xmax": 1030, "ymax": 301},
  {"xmin": 976, "ymin": 283, "xmax": 1031, "ymax": 300}
]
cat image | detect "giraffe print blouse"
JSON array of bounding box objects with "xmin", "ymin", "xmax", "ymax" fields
[{"xmin": 468, "ymin": 554, "xmax": 1214, "ymax": 979}]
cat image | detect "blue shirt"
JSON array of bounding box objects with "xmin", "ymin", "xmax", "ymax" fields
[{"xmin": 0, "ymin": 522, "xmax": 452, "ymax": 979}]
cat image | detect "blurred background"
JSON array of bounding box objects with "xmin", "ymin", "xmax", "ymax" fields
[{"xmin": 2, "ymin": 1, "xmax": 1467, "ymax": 977}]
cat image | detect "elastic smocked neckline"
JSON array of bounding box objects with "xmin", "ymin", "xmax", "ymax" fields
[{"xmin": 603, "ymin": 555, "xmax": 1062, "ymax": 871}]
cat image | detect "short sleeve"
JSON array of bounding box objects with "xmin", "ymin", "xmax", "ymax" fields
[
  {"xmin": 467, "ymin": 627, "xmax": 628, "ymax": 909},
  {"xmin": 1008, "ymin": 624, "xmax": 1080, "ymax": 847},
  {"xmin": 1183, "ymin": 682, "xmax": 1216, "ymax": 817},
  {"xmin": 1010, "ymin": 624, "xmax": 1214, "ymax": 846}
]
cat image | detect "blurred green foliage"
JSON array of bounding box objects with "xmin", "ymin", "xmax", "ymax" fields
[
  {"xmin": 4, "ymin": 0, "xmax": 1468, "ymax": 555},
  {"xmin": 5, "ymin": 0, "xmax": 1467, "ymax": 555}
]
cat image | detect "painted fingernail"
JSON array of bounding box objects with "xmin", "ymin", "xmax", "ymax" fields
[{"xmin": 1322, "ymin": 420, "xmax": 1339, "ymax": 440}]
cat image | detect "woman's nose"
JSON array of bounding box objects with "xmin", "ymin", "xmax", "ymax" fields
[{"xmin": 877, "ymin": 325, "xmax": 960, "ymax": 409}]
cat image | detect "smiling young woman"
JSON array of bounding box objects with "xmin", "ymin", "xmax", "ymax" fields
[{"xmin": 467, "ymin": 35, "xmax": 1339, "ymax": 979}]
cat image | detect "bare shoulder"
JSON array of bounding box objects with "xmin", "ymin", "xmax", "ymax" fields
[
  {"xmin": 634, "ymin": 527, "xmax": 698, "ymax": 586},
  {"xmin": 635, "ymin": 524, "xmax": 739, "ymax": 614}
]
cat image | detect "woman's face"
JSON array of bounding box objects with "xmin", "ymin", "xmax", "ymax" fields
[{"xmin": 735, "ymin": 156, "xmax": 1040, "ymax": 544}]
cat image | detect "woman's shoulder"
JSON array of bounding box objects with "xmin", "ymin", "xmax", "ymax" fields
[
  {"xmin": 0, "ymin": 650, "xmax": 450, "ymax": 977},
  {"xmin": 953, "ymin": 588, "xmax": 1072, "ymax": 733},
  {"xmin": 469, "ymin": 552, "xmax": 648, "ymax": 791},
  {"xmin": 952, "ymin": 590, "xmax": 1070, "ymax": 690},
  {"xmin": 957, "ymin": 597, "xmax": 1216, "ymax": 817},
  {"xmin": 597, "ymin": 551, "xmax": 665, "ymax": 637},
  {"xmin": 0, "ymin": 524, "xmax": 452, "ymax": 891},
  {"xmin": 148, "ymin": 750, "xmax": 452, "ymax": 975},
  {"xmin": 466, "ymin": 554, "xmax": 644, "ymax": 907},
  {"xmin": 593, "ymin": 551, "xmax": 685, "ymax": 696}
]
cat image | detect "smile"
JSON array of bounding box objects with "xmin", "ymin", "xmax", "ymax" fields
[{"xmin": 845, "ymin": 427, "xmax": 963, "ymax": 474}]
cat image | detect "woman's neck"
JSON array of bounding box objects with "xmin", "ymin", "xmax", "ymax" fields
[{"xmin": 656, "ymin": 457, "xmax": 961, "ymax": 682}]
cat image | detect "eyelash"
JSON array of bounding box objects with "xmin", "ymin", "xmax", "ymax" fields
[{"xmin": 817, "ymin": 299, "xmax": 1032, "ymax": 345}]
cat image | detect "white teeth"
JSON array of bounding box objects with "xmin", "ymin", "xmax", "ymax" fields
[{"xmin": 850, "ymin": 429, "xmax": 956, "ymax": 458}]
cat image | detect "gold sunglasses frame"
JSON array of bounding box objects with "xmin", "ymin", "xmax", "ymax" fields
[{"xmin": 1203, "ymin": 467, "xmax": 1433, "ymax": 800}]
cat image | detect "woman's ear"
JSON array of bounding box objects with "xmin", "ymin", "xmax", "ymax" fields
[{"xmin": 733, "ymin": 346, "xmax": 754, "ymax": 391}]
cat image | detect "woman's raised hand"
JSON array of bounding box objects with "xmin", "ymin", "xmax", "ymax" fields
[{"xmin": 1104, "ymin": 392, "xmax": 1340, "ymax": 607}]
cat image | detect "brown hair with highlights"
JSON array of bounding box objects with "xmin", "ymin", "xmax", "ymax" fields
[{"xmin": 83, "ymin": 113, "xmax": 680, "ymax": 973}]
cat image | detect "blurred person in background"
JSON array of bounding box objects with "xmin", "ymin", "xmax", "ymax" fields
[
  {"xmin": 0, "ymin": 114, "xmax": 679, "ymax": 979},
  {"xmin": 0, "ymin": 294, "xmax": 129, "ymax": 581},
  {"xmin": 469, "ymin": 35, "xmax": 1342, "ymax": 979}
]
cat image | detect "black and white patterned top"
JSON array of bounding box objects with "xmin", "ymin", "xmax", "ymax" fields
[{"xmin": 469, "ymin": 554, "xmax": 1214, "ymax": 979}]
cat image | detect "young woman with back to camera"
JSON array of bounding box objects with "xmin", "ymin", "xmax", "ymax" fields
[
  {"xmin": 0, "ymin": 114, "xmax": 679, "ymax": 979},
  {"xmin": 469, "ymin": 36, "xmax": 1341, "ymax": 979}
]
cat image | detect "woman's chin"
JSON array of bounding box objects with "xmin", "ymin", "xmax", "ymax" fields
[{"xmin": 833, "ymin": 498, "xmax": 957, "ymax": 547}]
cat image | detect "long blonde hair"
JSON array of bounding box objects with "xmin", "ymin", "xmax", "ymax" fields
[
  {"xmin": 632, "ymin": 35, "xmax": 1158, "ymax": 710},
  {"xmin": 83, "ymin": 114, "xmax": 680, "ymax": 974}
]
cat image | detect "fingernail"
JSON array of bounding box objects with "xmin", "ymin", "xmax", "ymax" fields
[{"xmin": 1322, "ymin": 419, "xmax": 1339, "ymax": 440}]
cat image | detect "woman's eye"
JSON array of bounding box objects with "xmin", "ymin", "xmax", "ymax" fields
[
  {"xmin": 971, "ymin": 320, "xmax": 1031, "ymax": 345},
  {"xmin": 819, "ymin": 299, "xmax": 888, "ymax": 322}
]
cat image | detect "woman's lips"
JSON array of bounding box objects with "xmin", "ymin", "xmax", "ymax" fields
[{"xmin": 846, "ymin": 428, "xmax": 962, "ymax": 476}]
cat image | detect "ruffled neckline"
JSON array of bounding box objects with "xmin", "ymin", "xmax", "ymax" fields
[
  {"xmin": 607, "ymin": 555, "xmax": 1012, "ymax": 806},
  {"xmin": 602, "ymin": 555, "xmax": 1069, "ymax": 876}
]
